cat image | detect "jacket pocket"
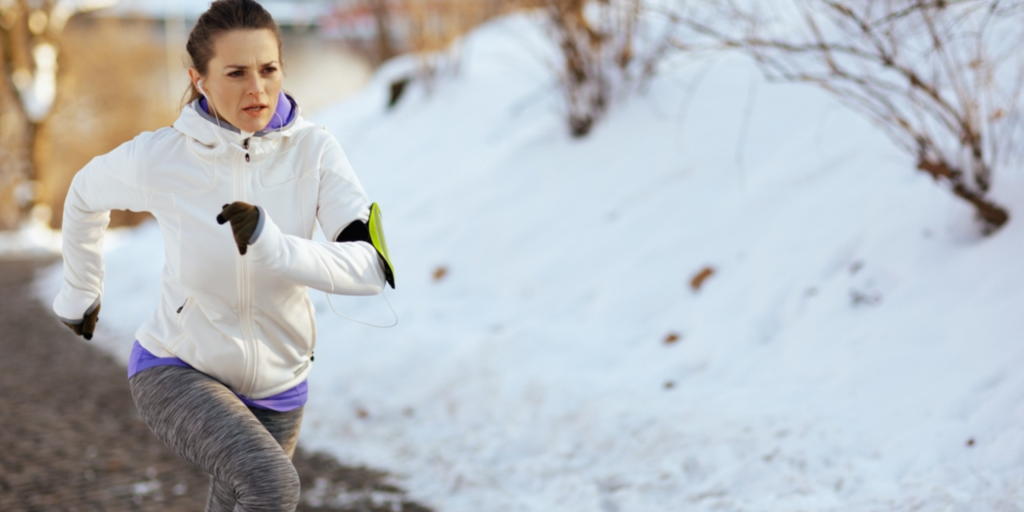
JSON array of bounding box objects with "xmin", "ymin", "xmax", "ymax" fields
[
  {"xmin": 176, "ymin": 296, "xmax": 193, "ymax": 315},
  {"xmin": 167, "ymin": 295, "xmax": 248, "ymax": 391},
  {"xmin": 293, "ymin": 295, "xmax": 317, "ymax": 378},
  {"xmin": 164, "ymin": 295, "xmax": 194, "ymax": 353}
]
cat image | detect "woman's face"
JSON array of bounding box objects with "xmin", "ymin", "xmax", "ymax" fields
[{"xmin": 190, "ymin": 29, "xmax": 282, "ymax": 133}]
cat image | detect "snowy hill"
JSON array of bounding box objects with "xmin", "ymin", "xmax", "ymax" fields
[{"xmin": 37, "ymin": 12, "xmax": 1024, "ymax": 511}]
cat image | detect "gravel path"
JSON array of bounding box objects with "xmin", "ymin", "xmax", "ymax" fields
[{"xmin": 0, "ymin": 257, "xmax": 432, "ymax": 512}]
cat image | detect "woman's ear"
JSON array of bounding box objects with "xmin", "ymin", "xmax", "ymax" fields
[{"xmin": 188, "ymin": 68, "xmax": 203, "ymax": 93}]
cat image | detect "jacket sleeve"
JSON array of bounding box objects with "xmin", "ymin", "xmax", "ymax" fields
[
  {"xmin": 315, "ymin": 137, "xmax": 372, "ymax": 240},
  {"xmin": 247, "ymin": 211, "xmax": 384, "ymax": 295},
  {"xmin": 52, "ymin": 139, "xmax": 152, "ymax": 322},
  {"xmin": 245, "ymin": 136, "xmax": 385, "ymax": 295}
]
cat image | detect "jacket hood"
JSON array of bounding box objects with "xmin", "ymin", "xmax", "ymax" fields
[{"xmin": 172, "ymin": 95, "xmax": 304, "ymax": 160}]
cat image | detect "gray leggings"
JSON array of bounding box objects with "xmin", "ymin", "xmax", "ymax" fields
[{"xmin": 129, "ymin": 365, "xmax": 303, "ymax": 512}]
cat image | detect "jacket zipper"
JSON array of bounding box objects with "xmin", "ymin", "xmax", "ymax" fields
[{"xmin": 237, "ymin": 136, "xmax": 258, "ymax": 396}]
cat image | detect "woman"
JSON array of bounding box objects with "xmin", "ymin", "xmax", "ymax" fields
[{"xmin": 52, "ymin": 0, "xmax": 394, "ymax": 509}]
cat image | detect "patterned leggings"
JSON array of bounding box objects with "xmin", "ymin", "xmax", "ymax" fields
[{"xmin": 129, "ymin": 365, "xmax": 303, "ymax": 512}]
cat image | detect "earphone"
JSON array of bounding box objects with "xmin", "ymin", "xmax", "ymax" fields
[{"xmin": 195, "ymin": 77, "xmax": 238, "ymax": 150}]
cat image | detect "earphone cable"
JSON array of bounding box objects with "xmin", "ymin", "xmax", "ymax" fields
[{"xmin": 323, "ymin": 290, "xmax": 399, "ymax": 329}]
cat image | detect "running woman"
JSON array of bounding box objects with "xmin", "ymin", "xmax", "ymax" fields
[{"xmin": 52, "ymin": 1, "xmax": 394, "ymax": 509}]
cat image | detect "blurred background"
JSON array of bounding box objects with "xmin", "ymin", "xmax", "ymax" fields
[
  {"xmin": 0, "ymin": 0, "xmax": 542, "ymax": 232},
  {"xmin": 5, "ymin": 1, "xmax": 1024, "ymax": 510}
]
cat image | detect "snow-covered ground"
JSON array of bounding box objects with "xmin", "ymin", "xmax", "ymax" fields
[{"xmin": 34, "ymin": 12, "xmax": 1024, "ymax": 511}]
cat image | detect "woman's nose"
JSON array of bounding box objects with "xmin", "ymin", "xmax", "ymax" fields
[{"xmin": 246, "ymin": 75, "xmax": 264, "ymax": 96}]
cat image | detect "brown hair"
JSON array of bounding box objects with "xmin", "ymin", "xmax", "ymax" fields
[{"xmin": 184, "ymin": 0, "xmax": 282, "ymax": 104}]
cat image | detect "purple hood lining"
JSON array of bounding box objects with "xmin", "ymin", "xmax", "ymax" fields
[{"xmin": 199, "ymin": 90, "xmax": 296, "ymax": 132}]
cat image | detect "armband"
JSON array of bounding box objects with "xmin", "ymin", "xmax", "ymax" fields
[
  {"xmin": 368, "ymin": 203, "xmax": 395, "ymax": 289},
  {"xmin": 337, "ymin": 205, "xmax": 395, "ymax": 289}
]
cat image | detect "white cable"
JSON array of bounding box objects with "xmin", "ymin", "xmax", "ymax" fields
[
  {"xmin": 324, "ymin": 290, "xmax": 399, "ymax": 329},
  {"xmin": 197, "ymin": 79, "xmax": 232, "ymax": 156}
]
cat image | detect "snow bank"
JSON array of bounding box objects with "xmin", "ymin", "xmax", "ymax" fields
[{"xmin": 36, "ymin": 11, "xmax": 1024, "ymax": 511}]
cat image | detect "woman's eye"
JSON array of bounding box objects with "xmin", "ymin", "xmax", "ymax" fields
[
  {"xmin": 229, "ymin": 70, "xmax": 243, "ymax": 77},
  {"xmin": 262, "ymin": 67, "xmax": 278, "ymax": 74}
]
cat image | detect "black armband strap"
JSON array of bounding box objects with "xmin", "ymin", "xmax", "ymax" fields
[{"xmin": 336, "ymin": 219, "xmax": 371, "ymax": 244}]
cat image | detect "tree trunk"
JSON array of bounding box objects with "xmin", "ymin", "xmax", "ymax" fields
[
  {"xmin": 0, "ymin": 5, "xmax": 34, "ymax": 230},
  {"xmin": 370, "ymin": 0, "xmax": 394, "ymax": 63}
]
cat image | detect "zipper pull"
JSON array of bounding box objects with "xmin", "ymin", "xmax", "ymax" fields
[
  {"xmin": 243, "ymin": 138, "xmax": 250, "ymax": 149},
  {"xmin": 245, "ymin": 154, "xmax": 250, "ymax": 162}
]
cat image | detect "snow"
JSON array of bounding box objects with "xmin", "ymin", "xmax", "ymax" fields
[{"xmin": 34, "ymin": 11, "xmax": 1024, "ymax": 511}]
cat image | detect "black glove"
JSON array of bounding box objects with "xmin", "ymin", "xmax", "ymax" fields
[
  {"xmin": 217, "ymin": 201, "xmax": 261, "ymax": 255},
  {"xmin": 62, "ymin": 302, "xmax": 101, "ymax": 340}
]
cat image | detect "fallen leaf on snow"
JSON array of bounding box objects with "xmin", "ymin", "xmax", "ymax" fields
[
  {"xmin": 690, "ymin": 266, "xmax": 715, "ymax": 291},
  {"xmin": 433, "ymin": 266, "xmax": 448, "ymax": 282}
]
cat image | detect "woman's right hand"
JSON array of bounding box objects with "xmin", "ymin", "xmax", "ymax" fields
[{"xmin": 61, "ymin": 303, "xmax": 101, "ymax": 340}]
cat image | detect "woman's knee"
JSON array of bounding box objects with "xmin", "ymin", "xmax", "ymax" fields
[{"xmin": 233, "ymin": 453, "xmax": 301, "ymax": 511}]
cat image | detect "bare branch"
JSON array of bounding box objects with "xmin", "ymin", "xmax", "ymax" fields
[{"xmin": 668, "ymin": 0, "xmax": 1020, "ymax": 231}]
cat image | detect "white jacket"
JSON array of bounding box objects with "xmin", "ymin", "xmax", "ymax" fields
[{"xmin": 53, "ymin": 100, "xmax": 386, "ymax": 398}]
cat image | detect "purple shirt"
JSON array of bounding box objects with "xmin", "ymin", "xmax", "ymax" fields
[
  {"xmin": 200, "ymin": 90, "xmax": 295, "ymax": 131},
  {"xmin": 128, "ymin": 341, "xmax": 307, "ymax": 412}
]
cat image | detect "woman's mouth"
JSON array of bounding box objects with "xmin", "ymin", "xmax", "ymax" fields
[{"xmin": 243, "ymin": 105, "xmax": 267, "ymax": 116}]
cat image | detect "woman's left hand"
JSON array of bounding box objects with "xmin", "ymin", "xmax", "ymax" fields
[{"xmin": 216, "ymin": 201, "xmax": 262, "ymax": 255}]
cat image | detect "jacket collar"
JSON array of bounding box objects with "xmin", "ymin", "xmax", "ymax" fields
[{"xmin": 173, "ymin": 96, "xmax": 303, "ymax": 151}]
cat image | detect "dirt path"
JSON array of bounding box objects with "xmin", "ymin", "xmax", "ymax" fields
[{"xmin": 0, "ymin": 257, "xmax": 432, "ymax": 512}]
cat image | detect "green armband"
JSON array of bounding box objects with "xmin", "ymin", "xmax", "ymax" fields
[{"xmin": 368, "ymin": 203, "xmax": 395, "ymax": 289}]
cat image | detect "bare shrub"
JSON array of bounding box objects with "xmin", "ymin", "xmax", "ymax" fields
[
  {"xmin": 358, "ymin": 0, "xmax": 511, "ymax": 88},
  {"xmin": 400, "ymin": 0, "xmax": 508, "ymax": 88},
  {"xmin": 670, "ymin": 0, "xmax": 1024, "ymax": 233},
  {"xmin": 541, "ymin": 0, "xmax": 678, "ymax": 137},
  {"xmin": 544, "ymin": 0, "xmax": 612, "ymax": 137},
  {"xmin": 401, "ymin": 0, "xmax": 506, "ymax": 54},
  {"xmin": 356, "ymin": 0, "xmax": 675, "ymax": 135}
]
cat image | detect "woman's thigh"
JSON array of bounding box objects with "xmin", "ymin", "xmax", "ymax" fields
[
  {"xmin": 129, "ymin": 365, "xmax": 300, "ymax": 512},
  {"xmin": 251, "ymin": 406, "xmax": 303, "ymax": 458}
]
